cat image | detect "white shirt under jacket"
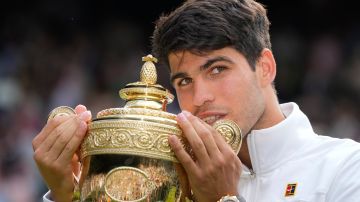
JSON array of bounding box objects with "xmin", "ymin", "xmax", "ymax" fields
[{"xmin": 44, "ymin": 102, "xmax": 360, "ymax": 202}]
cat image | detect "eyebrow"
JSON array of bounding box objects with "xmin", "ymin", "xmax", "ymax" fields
[
  {"xmin": 170, "ymin": 72, "xmax": 189, "ymax": 85},
  {"xmin": 170, "ymin": 56, "xmax": 234, "ymax": 85},
  {"xmin": 200, "ymin": 56, "xmax": 234, "ymax": 71}
]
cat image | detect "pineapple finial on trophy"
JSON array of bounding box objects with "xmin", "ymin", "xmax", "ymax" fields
[
  {"xmin": 140, "ymin": 54, "xmax": 158, "ymax": 85},
  {"xmin": 118, "ymin": 54, "xmax": 174, "ymax": 110}
]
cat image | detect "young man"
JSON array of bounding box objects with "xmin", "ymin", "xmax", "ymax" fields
[{"xmin": 34, "ymin": 0, "xmax": 360, "ymax": 201}]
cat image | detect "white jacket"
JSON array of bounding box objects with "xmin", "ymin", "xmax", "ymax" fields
[
  {"xmin": 239, "ymin": 102, "xmax": 360, "ymax": 202},
  {"xmin": 44, "ymin": 102, "xmax": 360, "ymax": 202}
]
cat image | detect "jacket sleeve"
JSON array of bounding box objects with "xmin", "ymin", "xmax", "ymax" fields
[
  {"xmin": 326, "ymin": 149, "xmax": 360, "ymax": 201},
  {"xmin": 43, "ymin": 191, "xmax": 54, "ymax": 202}
]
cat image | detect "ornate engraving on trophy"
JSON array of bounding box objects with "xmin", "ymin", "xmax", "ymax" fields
[
  {"xmin": 81, "ymin": 120, "xmax": 183, "ymax": 162},
  {"xmin": 213, "ymin": 120, "xmax": 242, "ymax": 154}
]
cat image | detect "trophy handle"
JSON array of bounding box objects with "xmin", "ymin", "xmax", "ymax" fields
[
  {"xmin": 213, "ymin": 119, "xmax": 243, "ymax": 154},
  {"xmin": 47, "ymin": 106, "xmax": 77, "ymax": 122}
]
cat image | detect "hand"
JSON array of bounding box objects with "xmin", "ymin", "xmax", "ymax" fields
[
  {"xmin": 169, "ymin": 111, "xmax": 242, "ymax": 202},
  {"xmin": 32, "ymin": 105, "xmax": 92, "ymax": 202}
]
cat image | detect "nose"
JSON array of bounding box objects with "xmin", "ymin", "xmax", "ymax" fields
[{"xmin": 192, "ymin": 79, "xmax": 215, "ymax": 107}]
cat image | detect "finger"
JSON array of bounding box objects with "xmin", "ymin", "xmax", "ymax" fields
[
  {"xmin": 169, "ymin": 135, "xmax": 198, "ymax": 174},
  {"xmin": 75, "ymin": 104, "xmax": 87, "ymax": 114},
  {"xmin": 32, "ymin": 115, "xmax": 72, "ymax": 150},
  {"xmin": 58, "ymin": 120, "xmax": 87, "ymax": 162},
  {"xmin": 42, "ymin": 116, "xmax": 83, "ymax": 161},
  {"xmin": 201, "ymin": 120, "xmax": 229, "ymax": 152},
  {"xmin": 79, "ymin": 110, "xmax": 92, "ymax": 122},
  {"xmin": 176, "ymin": 111, "xmax": 210, "ymax": 163},
  {"xmin": 183, "ymin": 111, "xmax": 221, "ymax": 157}
]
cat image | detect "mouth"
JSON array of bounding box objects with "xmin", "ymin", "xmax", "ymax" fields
[{"xmin": 200, "ymin": 115, "xmax": 225, "ymax": 125}]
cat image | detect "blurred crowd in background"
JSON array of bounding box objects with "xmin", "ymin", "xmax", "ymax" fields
[{"xmin": 0, "ymin": 0, "xmax": 359, "ymax": 201}]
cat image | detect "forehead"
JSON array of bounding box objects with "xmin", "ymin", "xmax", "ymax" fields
[
  {"xmin": 168, "ymin": 51, "xmax": 200, "ymax": 73},
  {"xmin": 168, "ymin": 47, "xmax": 248, "ymax": 74}
]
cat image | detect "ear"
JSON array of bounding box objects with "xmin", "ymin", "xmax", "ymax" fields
[{"xmin": 255, "ymin": 48, "xmax": 276, "ymax": 88}]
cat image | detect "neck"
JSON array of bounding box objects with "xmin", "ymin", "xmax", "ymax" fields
[
  {"xmin": 238, "ymin": 89, "xmax": 285, "ymax": 169},
  {"xmin": 238, "ymin": 137, "xmax": 252, "ymax": 169}
]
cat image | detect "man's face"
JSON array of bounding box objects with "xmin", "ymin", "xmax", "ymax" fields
[{"xmin": 169, "ymin": 47, "xmax": 266, "ymax": 135}]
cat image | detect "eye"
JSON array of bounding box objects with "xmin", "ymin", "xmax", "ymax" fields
[
  {"xmin": 210, "ymin": 66, "xmax": 227, "ymax": 75},
  {"xmin": 177, "ymin": 77, "xmax": 192, "ymax": 87}
]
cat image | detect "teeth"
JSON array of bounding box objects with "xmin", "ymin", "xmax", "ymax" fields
[{"xmin": 202, "ymin": 115, "xmax": 220, "ymax": 124}]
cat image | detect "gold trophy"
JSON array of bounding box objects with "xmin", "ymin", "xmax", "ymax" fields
[{"xmin": 48, "ymin": 55, "xmax": 242, "ymax": 202}]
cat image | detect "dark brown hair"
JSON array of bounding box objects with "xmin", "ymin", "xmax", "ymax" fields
[{"xmin": 152, "ymin": 0, "xmax": 271, "ymax": 70}]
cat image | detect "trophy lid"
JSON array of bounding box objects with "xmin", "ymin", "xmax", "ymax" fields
[
  {"xmin": 119, "ymin": 55, "xmax": 174, "ymax": 108},
  {"xmin": 95, "ymin": 54, "xmax": 175, "ymax": 120}
]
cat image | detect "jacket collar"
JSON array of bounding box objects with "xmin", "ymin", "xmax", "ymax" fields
[{"xmin": 247, "ymin": 102, "xmax": 316, "ymax": 174}]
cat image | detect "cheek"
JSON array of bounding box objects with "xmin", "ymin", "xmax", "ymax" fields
[
  {"xmin": 176, "ymin": 90, "xmax": 192, "ymax": 111},
  {"xmin": 215, "ymin": 77, "xmax": 239, "ymax": 97},
  {"xmin": 217, "ymin": 76, "xmax": 255, "ymax": 110}
]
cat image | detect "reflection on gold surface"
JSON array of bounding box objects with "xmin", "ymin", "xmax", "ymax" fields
[
  {"xmin": 105, "ymin": 167, "xmax": 152, "ymax": 201},
  {"xmin": 80, "ymin": 156, "xmax": 181, "ymax": 202}
]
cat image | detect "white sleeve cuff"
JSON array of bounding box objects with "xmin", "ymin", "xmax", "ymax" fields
[{"xmin": 43, "ymin": 190, "xmax": 54, "ymax": 202}]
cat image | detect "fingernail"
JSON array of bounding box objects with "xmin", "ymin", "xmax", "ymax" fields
[
  {"xmin": 79, "ymin": 110, "xmax": 91, "ymax": 121},
  {"xmin": 182, "ymin": 110, "xmax": 191, "ymax": 117},
  {"xmin": 177, "ymin": 112, "xmax": 186, "ymax": 121},
  {"xmin": 168, "ymin": 135, "xmax": 178, "ymax": 145},
  {"xmin": 75, "ymin": 104, "xmax": 87, "ymax": 112},
  {"xmin": 77, "ymin": 104, "xmax": 85, "ymax": 108}
]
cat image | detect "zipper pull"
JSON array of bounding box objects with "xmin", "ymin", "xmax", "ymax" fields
[{"xmin": 250, "ymin": 169, "xmax": 256, "ymax": 178}]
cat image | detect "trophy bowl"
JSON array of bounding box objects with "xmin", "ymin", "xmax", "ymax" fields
[{"xmin": 48, "ymin": 55, "xmax": 242, "ymax": 202}]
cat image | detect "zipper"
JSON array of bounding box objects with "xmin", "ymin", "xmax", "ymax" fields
[
  {"xmin": 248, "ymin": 168, "xmax": 257, "ymax": 202},
  {"xmin": 240, "ymin": 167, "xmax": 257, "ymax": 202},
  {"xmin": 249, "ymin": 169, "xmax": 256, "ymax": 178},
  {"xmin": 247, "ymin": 133, "xmax": 258, "ymax": 202}
]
